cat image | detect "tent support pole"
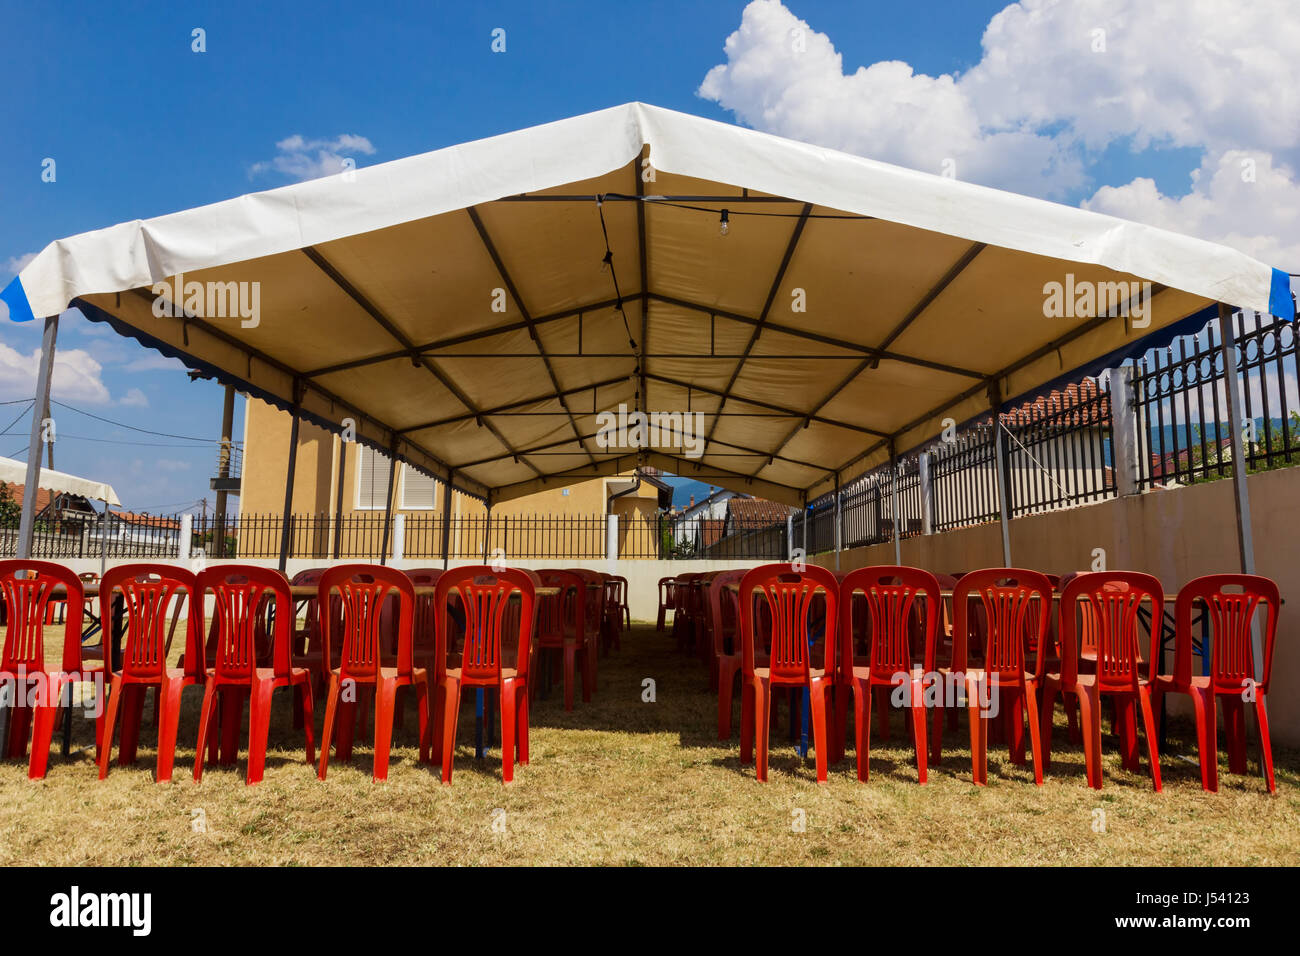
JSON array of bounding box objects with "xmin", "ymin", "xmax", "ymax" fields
[
  {"xmin": 441, "ymin": 476, "xmax": 454, "ymax": 570},
  {"xmin": 890, "ymin": 442, "xmax": 902, "ymax": 566},
  {"xmin": 482, "ymin": 505, "xmax": 492, "ymax": 563},
  {"xmin": 332, "ymin": 439, "xmax": 347, "ymax": 559},
  {"xmin": 992, "ymin": 403, "xmax": 1013, "ymax": 567},
  {"xmin": 833, "ymin": 475, "xmax": 842, "ymax": 571},
  {"xmin": 1217, "ymin": 303, "xmax": 1268, "ymax": 779},
  {"xmin": 213, "ymin": 384, "xmax": 234, "ymax": 558},
  {"xmin": 17, "ymin": 315, "xmax": 59, "ymax": 562},
  {"xmin": 1217, "ymin": 304, "xmax": 1257, "ymax": 576},
  {"xmin": 277, "ymin": 405, "xmax": 301, "ymax": 574},
  {"xmin": 378, "ymin": 439, "xmax": 398, "ymax": 566}
]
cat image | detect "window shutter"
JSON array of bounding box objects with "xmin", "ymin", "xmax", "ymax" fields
[
  {"xmin": 356, "ymin": 445, "xmax": 392, "ymax": 509},
  {"xmin": 401, "ymin": 465, "xmax": 437, "ymax": 509}
]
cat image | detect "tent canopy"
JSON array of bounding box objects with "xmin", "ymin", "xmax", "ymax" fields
[
  {"xmin": 5, "ymin": 103, "xmax": 1293, "ymax": 507},
  {"xmin": 0, "ymin": 456, "xmax": 121, "ymax": 506}
]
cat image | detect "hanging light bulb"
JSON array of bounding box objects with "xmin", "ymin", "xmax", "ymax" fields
[{"xmin": 719, "ymin": 209, "xmax": 730, "ymax": 237}]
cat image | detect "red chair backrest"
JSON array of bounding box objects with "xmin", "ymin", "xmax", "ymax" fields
[
  {"xmin": 318, "ymin": 564, "xmax": 415, "ymax": 681},
  {"xmin": 1174, "ymin": 574, "xmax": 1279, "ymax": 694},
  {"xmin": 0, "ymin": 560, "xmax": 83, "ymax": 674},
  {"xmin": 198, "ymin": 565, "xmax": 293, "ymax": 682},
  {"xmin": 707, "ymin": 569, "xmax": 748, "ymax": 658},
  {"xmin": 738, "ymin": 564, "xmax": 838, "ymax": 685},
  {"xmin": 405, "ymin": 568, "xmax": 444, "ymax": 647},
  {"xmin": 840, "ymin": 566, "xmax": 940, "ymax": 682},
  {"xmin": 659, "ymin": 577, "xmax": 677, "ymax": 606},
  {"xmin": 101, "ymin": 564, "xmax": 202, "ymax": 681},
  {"xmin": 565, "ymin": 568, "xmax": 605, "ymax": 632},
  {"xmin": 952, "ymin": 569, "xmax": 1053, "ymax": 680},
  {"xmin": 435, "ymin": 566, "xmax": 535, "ymax": 684},
  {"xmin": 1059, "ymin": 571, "xmax": 1163, "ymax": 692},
  {"xmin": 536, "ymin": 569, "xmax": 586, "ymax": 645}
]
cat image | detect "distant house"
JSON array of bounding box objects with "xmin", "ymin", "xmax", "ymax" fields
[
  {"xmin": 722, "ymin": 497, "xmax": 794, "ymax": 536},
  {"xmin": 87, "ymin": 511, "xmax": 182, "ymax": 551}
]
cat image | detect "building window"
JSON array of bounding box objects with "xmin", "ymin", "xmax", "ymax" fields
[
  {"xmin": 401, "ymin": 464, "xmax": 438, "ymax": 510},
  {"xmin": 355, "ymin": 444, "xmax": 392, "ymax": 510}
]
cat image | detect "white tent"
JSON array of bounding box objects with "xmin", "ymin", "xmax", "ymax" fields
[
  {"xmin": 2, "ymin": 102, "xmax": 1292, "ymax": 509},
  {"xmin": 0, "ymin": 455, "xmax": 120, "ymax": 506}
]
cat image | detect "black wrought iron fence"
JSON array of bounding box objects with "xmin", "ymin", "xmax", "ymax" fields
[{"xmin": 1134, "ymin": 311, "xmax": 1299, "ymax": 489}]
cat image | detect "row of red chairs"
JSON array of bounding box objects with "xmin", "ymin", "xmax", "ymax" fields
[
  {"xmin": 0, "ymin": 560, "xmax": 629, "ymax": 785},
  {"xmin": 665, "ymin": 565, "xmax": 1278, "ymax": 792}
]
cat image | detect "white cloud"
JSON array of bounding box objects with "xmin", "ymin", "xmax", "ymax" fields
[
  {"xmin": 700, "ymin": 0, "xmax": 1300, "ymax": 271},
  {"xmin": 0, "ymin": 343, "xmax": 113, "ymax": 404},
  {"xmin": 1083, "ymin": 150, "xmax": 1300, "ymax": 271},
  {"xmin": 249, "ymin": 133, "xmax": 376, "ymax": 182},
  {"xmin": 2, "ymin": 252, "xmax": 36, "ymax": 280},
  {"xmin": 119, "ymin": 387, "xmax": 149, "ymax": 408},
  {"xmin": 698, "ymin": 0, "xmax": 1083, "ymax": 197}
]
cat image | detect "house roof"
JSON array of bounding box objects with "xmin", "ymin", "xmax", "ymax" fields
[
  {"xmin": 113, "ymin": 512, "xmax": 182, "ymax": 530},
  {"xmin": 0, "ymin": 481, "xmax": 97, "ymax": 516},
  {"xmin": 1001, "ymin": 378, "xmax": 1111, "ymax": 428},
  {"xmin": 726, "ymin": 497, "xmax": 793, "ymax": 529},
  {"xmin": 8, "ymin": 102, "xmax": 1290, "ymax": 508}
]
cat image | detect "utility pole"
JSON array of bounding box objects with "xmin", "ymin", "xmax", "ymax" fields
[{"xmin": 213, "ymin": 383, "xmax": 235, "ymax": 557}]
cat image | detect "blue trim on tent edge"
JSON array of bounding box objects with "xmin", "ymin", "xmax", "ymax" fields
[{"xmin": 0, "ymin": 276, "xmax": 37, "ymax": 323}]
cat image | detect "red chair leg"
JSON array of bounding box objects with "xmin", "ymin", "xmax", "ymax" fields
[
  {"xmin": 246, "ymin": 676, "xmax": 275, "ymax": 785},
  {"xmin": 316, "ymin": 674, "xmax": 341, "ymax": 780},
  {"xmin": 966, "ymin": 674, "xmax": 986, "ymax": 786},
  {"xmin": 908, "ymin": 677, "xmax": 928, "ymax": 784},
  {"xmin": 27, "ymin": 701, "xmax": 61, "ymax": 780},
  {"xmin": 739, "ymin": 681, "xmax": 756, "ymax": 765},
  {"xmin": 810, "ymin": 681, "xmax": 829, "ymax": 784},
  {"xmin": 371, "ymin": 678, "xmax": 397, "ymax": 782},
  {"xmin": 155, "ymin": 677, "xmax": 185, "ymax": 783},
  {"xmin": 1137, "ymin": 686, "xmax": 1161, "ymax": 793},
  {"xmin": 1254, "ymin": 695, "xmax": 1276, "ymax": 793},
  {"xmin": 193, "ymin": 678, "xmax": 219, "ymax": 782},
  {"xmin": 1077, "ymin": 684, "xmax": 1103, "ymax": 790},
  {"xmin": 97, "ymin": 675, "xmax": 125, "ymax": 780},
  {"xmin": 563, "ymin": 646, "xmax": 576, "ymax": 712},
  {"xmin": 853, "ymin": 680, "xmax": 872, "ymax": 783},
  {"xmin": 440, "ymin": 678, "xmax": 462, "ymax": 784},
  {"xmin": 501, "ymin": 680, "xmax": 517, "ymax": 783},
  {"xmin": 1024, "ymin": 680, "xmax": 1044, "ymax": 786},
  {"xmin": 753, "ymin": 677, "xmax": 772, "ymax": 783}
]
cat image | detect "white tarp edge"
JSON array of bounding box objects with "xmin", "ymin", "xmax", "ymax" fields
[
  {"xmin": 0, "ymin": 455, "xmax": 121, "ymax": 506},
  {"xmin": 11, "ymin": 103, "xmax": 1288, "ymax": 321}
]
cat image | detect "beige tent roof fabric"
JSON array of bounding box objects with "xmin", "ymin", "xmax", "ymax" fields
[{"xmin": 17, "ymin": 103, "xmax": 1280, "ymax": 506}]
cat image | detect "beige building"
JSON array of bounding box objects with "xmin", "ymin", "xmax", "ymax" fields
[{"xmin": 238, "ymin": 397, "xmax": 670, "ymax": 558}]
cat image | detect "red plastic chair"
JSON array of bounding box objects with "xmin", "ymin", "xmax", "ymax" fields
[
  {"xmin": 316, "ymin": 564, "xmax": 430, "ymax": 781},
  {"xmin": 737, "ymin": 564, "xmax": 838, "ymax": 783},
  {"xmin": 565, "ymin": 569, "xmax": 609, "ymax": 657},
  {"xmin": 708, "ymin": 568, "xmax": 754, "ymax": 739},
  {"xmin": 672, "ymin": 572, "xmax": 702, "ymax": 652},
  {"xmin": 930, "ymin": 569, "xmax": 1052, "ymax": 785},
  {"xmin": 434, "ymin": 566, "xmax": 535, "ymax": 784},
  {"xmin": 837, "ymin": 566, "xmax": 937, "ymax": 783},
  {"xmin": 601, "ymin": 574, "xmax": 625, "ymax": 652},
  {"xmin": 656, "ymin": 577, "xmax": 677, "ymax": 631},
  {"xmin": 0, "ymin": 560, "xmax": 84, "ymax": 779},
  {"xmin": 1152, "ymin": 574, "xmax": 1279, "ymax": 793},
  {"xmin": 96, "ymin": 565, "xmax": 204, "ymax": 782},
  {"xmin": 534, "ymin": 569, "xmax": 593, "ymax": 710},
  {"xmin": 1041, "ymin": 571, "xmax": 1162, "ymax": 791},
  {"xmin": 612, "ymin": 574, "xmax": 631, "ymax": 630},
  {"xmin": 193, "ymin": 566, "xmax": 317, "ymax": 784}
]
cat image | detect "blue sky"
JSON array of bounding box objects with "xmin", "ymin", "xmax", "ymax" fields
[{"xmin": 2, "ymin": 0, "xmax": 1296, "ymax": 512}]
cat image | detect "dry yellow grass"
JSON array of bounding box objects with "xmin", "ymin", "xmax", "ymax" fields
[{"xmin": 0, "ymin": 623, "xmax": 1296, "ymax": 866}]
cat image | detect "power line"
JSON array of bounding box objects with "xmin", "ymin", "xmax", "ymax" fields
[{"xmin": 49, "ymin": 399, "xmax": 215, "ymax": 443}]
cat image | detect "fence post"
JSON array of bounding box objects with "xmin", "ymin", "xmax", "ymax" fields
[
  {"xmin": 918, "ymin": 451, "xmax": 934, "ymax": 535},
  {"xmin": 179, "ymin": 514, "xmax": 193, "ymax": 560},
  {"xmin": 1111, "ymin": 365, "xmax": 1141, "ymax": 497},
  {"xmin": 392, "ymin": 513, "xmax": 405, "ymax": 561},
  {"xmin": 605, "ymin": 513, "xmax": 619, "ymax": 562}
]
